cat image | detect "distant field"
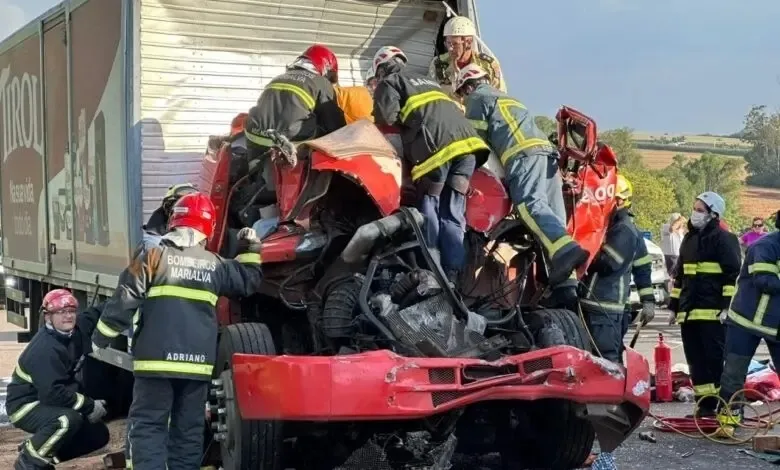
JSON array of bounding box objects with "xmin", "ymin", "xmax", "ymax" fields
[
  {"xmin": 632, "ymin": 131, "xmax": 751, "ymax": 149},
  {"xmin": 638, "ymin": 149, "xmax": 745, "ymax": 173},
  {"xmin": 743, "ymin": 186, "xmax": 780, "ymax": 218}
]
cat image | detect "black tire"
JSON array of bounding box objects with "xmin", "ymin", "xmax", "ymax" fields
[
  {"xmin": 501, "ymin": 309, "xmax": 595, "ymax": 470},
  {"xmin": 216, "ymin": 323, "xmax": 283, "ymax": 470}
]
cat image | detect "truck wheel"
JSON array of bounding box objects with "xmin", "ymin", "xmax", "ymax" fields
[
  {"xmin": 214, "ymin": 323, "xmax": 283, "ymax": 470},
  {"xmin": 501, "ymin": 309, "xmax": 596, "ymax": 469}
]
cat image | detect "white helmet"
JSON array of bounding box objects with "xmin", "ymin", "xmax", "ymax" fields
[
  {"xmin": 443, "ymin": 16, "xmax": 476, "ymax": 37},
  {"xmin": 454, "ymin": 63, "xmax": 487, "ymax": 94},
  {"xmin": 696, "ymin": 191, "xmax": 726, "ymax": 218},
  {"xmin": 369, "ymin": 46, "xmax": 407, "ymax": 79}
]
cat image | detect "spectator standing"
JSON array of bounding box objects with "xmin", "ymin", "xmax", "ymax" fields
[
  {"xmin": 740, "ymin": 217, "xmax": 767, "ymax": 248},
  {"xmin": 661, "ymin": 213, "xmax": 686, "ymax": 275}
]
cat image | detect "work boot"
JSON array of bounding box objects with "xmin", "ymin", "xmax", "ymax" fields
[
  {"xmin": 715, "ymin": 406, "xmax": 742, "ymax": 439},
  {"xmin": 548, "ymin": 245, "xmax": 589, "ymax": 287},
  {"xmin": 13, "ymin": 445, "xmax": 53, "ymax": 470}
]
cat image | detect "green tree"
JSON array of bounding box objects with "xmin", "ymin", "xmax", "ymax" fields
[
  {"xmin": 534, "ymin": 115, "xmax": 557, "ymax": 137},
  {"xmin": 621, "ymin": 167, "xmax": 677, "ymax": 241},
  {"xmin": 599, "ymin": 127, "xmax": 644, "ymax": 169},
  {"xmin": 741, "ymin": 105, "xmax": 780, "ymax": 188}
]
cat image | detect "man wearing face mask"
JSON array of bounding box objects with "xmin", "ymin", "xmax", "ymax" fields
[
  {"xmin": 668, "ymin": 191, "xmax": 742, "ymax": 418},
  {"xmin": 7, "ymin": 289, "xmax": 110, "ymax": 469}
]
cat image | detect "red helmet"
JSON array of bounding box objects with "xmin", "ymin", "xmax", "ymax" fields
[
  {"xmin": 299, "ymin": 44, "xmax": 338, "ymax": 82},
  {"xmin": 42, "ymin": 289, "xmax": 78, "ymax": 314},
  {"xmin": 168, "ymin": 192, "xmax": 216, "ymax": 239}
]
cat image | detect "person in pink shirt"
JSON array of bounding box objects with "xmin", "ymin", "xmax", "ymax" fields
[{"xmin": 740, "ymin": 217, "xmax": 767, "ymax": 247}]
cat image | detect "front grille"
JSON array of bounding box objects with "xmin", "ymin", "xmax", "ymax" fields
[
  {"xmin": 429, "ymin": 368, "xmax": 456, "ymax": 384},
  {"xmin": 522, "ymin": 356, "xmax": 554, "ymax": 374},
  {"xmin": 432, "ymin": 391, "xmax": 469, "ymax": 407}
]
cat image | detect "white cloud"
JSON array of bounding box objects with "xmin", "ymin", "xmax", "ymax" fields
[{"xmin": 0, "ymin": 2, "xmax": 25, "ymax": 42}]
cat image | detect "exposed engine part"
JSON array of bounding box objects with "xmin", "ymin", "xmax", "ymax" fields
[
  {"xmin": 340, "ymin": 209, "xmax": 425, "ymax": 264},
  {"xmin": 372, "ymin": 293, "xmax": 489, "ymax": 357},
  {"xmin": 390, "ymin": 270, "xmax": 442, "ymax": 308},
  {"xmin": 321, "ymin": 278, "xmax": 363, "ymax": 339},
  {"xmin": 334, "ymin": 432, "xmax": 457, "ymax": 470}
]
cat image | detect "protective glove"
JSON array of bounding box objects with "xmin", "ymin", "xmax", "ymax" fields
[
  {"xmin": 667, "ymin": 310, "xmax": 677, "ymax": 326},
  {"xmin": 719, "ymin": 309, "xmax": 728, "ymax": 324},
  {"xmin": 237, "ymin": 227, "xmax": 258, "ymax": 242},
  {"xmin": 87, "ymin": 399, "xmax": 107, "ymax": 423},
  {"xmin": 639, "ymin": 301, "xmax": 656, "ymax": 326}
]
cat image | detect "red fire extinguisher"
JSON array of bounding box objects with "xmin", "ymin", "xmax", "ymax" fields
[{"xmin": 655, "ymin": 333, "xmax": 673, "ymax": 402}]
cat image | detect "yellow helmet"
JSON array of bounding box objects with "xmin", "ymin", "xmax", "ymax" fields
[{"xmin": 616, "ymin": 174, "xmax": 633, "ymax": 201}]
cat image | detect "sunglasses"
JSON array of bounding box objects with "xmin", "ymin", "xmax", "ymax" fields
[{"xmin": 754, "ymin": 224, "xmax": 764, "ymax": 228}]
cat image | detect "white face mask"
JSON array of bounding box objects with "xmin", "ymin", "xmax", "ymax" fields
[{"xmin": 690, "ymin": 211, "xmax": 711, "ymax": 229}]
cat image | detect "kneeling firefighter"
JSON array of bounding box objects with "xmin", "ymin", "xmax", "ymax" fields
[
  {"xmin": 143, "ymin": 183, "xmax": 198, "ymax": 237},
  {"xmin": 715, "ymin": 211, "xmax": 780, "ymax": 437},
  {"xmin": 91, "ymin": 193, "xmax": 264, "ymax": 470},
  {"xmin": 579, "ymin": 175, "xmax": 655, "ymax": 363},
  {"xmin": 454, "ymin": 64, "xmax": 589, "ymax": 287},
  {"xmin": 8, "ymin": 290, "xmax": 110, "ymax": 470},
  {"xmin": 371, "ymin": 45, "xmax": 490, "ymax": 281},
  {"xmin": 668, "ymin": 191, "xmax": 741, "ymax": 417}
]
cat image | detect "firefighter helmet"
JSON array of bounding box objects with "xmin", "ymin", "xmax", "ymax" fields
[
  {"xmin": 42, "ymin": 289, "xmax": 79, "ymax": 314},
  {"xmin": 454, "ymin": 63, "xmax": 487, "ymax": 94},
  {"xmin": 298, "ymin": 44, "xmax": 339, "ymax": 82},
  {"xmin": 168, "ymin": 192, "xmax": 217, "ymax": 239},
  {"xmin": 162, "ymin": 183, "xmax": 198, "ymax": 215},
  {"xmin": 369, "ymin": 46, "xmax": 407, "ymax": 79},
  {"xmin": 443, "ymin": 16, "xmax": 476, "ymax": 37},
  {"xmin": 696, "ymin": 191, "xmax": 726, "ymax": 218},
  {"xmin": 616, "ymin": 175, "xmax": 633, "ymax": 201}
]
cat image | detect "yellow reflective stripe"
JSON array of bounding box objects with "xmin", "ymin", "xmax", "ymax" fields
[
  {"xmin": 749, "ymin": 262, "xmax": 780, "ymax": 274},
  {"xmin": 469, "ymin": 119, "xmax": 488, "ymax": 130},
  {"xmin": 73, "ymin": 393, "xmax": 85, "ymax": 411},
  {"xmin": 671, "ymin": 288, "xmax": 681, "ymax": 299},
  {"xmin": 754, "ymin": 293, "xmax": 770, "ymax": 326},
  {"xmin": 717, "ymin": 411, "xmax": 742, "ymax": 426},
  {"xmin": 638, "ymin": 287, "xmax": 654, "ymax": 297},
  {"xmin": 148, "ymin": 285, "xmax": 218, "ymax": 306},
  {"xmin": 682, "ymin": 309, "xmax": 721, "ymax": 321},
  {"xmin": 134, "ymin": 360, "xmax": 213, "ymax": 376},
  {"xmin": 400, "ymin": 90, "xmax": 453, "ymax": 122},
  {"xmin": 580, "ymin": 298, "xmax": 626, "ymax": 312},
  {"xmin": 603, "ymin": 244, "xmax": 625, "ymax": 264},
  {"xmin": 410, "ymin": 136, "xmax": 489, "ymax": 181},
  {"xmin": 722, "ymin": 285, "xmax": 736, "ymax": 297},
  {"xmin": 683, "ymin": 263, "xmax": 697, "ymax": 275},
  {"xmin": 693, "ymin": 383, "xmax": 719, "ymax": 395},
  {"xmin": 235, "ymin": 252, "xmax": 262, "ymax": 264},
  {"xmin": 728, "ymin": 308, "xmax": 777, "ymax": 337},
  {"xmin": 267, "ymin": 82, "xmax": 315, "ymax": 110},
  {"xmin": 38, "ymin": 415, "xmax": 69, "ymax": 457},
  {"xmin": 633, "ymin": 255, "xmax": 652, "ymax": 267},
  {"xmin": 696, "ymin": 262, "xmax": 723, "ymax": 274},
  {"xmin": 244, "ymin": 132, "xmax": 275, "ymax": 148},
  {"xmin": 516, "ymin": 203, "xmax": 575, "ymax": 258},
  {"xmin": 96, "ymin": 319, "xmax": 121, "ymax": 338},
  {"xmin": 10, "ymin": 401, "xmax": 39, "ymax": 423},
  {"xmin": 24, "ymin": 441, "xmax": 49, "ymax": 464},
  {"xmin": 495, "ymin": 98, "xmax": 550, "ymax": 164},
  {"xmin": 14, "ymin": 365, "xmax": 33, "ymax": 384}
]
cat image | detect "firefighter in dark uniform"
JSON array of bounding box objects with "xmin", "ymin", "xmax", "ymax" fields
[
  {"xmin": 245, "ymin": 44, "xmax": 346, "ymax": 162},
  {"xmin": 579, "ymin": 175, "xmax": 655, "ymax": 363},
  {"xmin": 715, "ymin": 211, "xmax": 780, "ymax": 437},
  {"xmin": 91, "ymin": 192, "xmax": 264, "ymax": 470},
  {"xmin": 8, "ymin": 289, "xmax": 110, "ymax": 470},
  {"xmin": 454, "ymin": 63, "xmax": 589, "ymax": 287},
  {"xmin": 668, "ymin": 191, "xmax": 741, "ymax": 418},
  {"xmin": 370, "ymin": 45, "xmax": 490, "ymax": 281},
  {"xmin": 142, "ymin": 183, "xmax": 198, "ymax": 237}
]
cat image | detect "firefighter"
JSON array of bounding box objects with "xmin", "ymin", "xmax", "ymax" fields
[
  {"xmin": 143, "ymin": 183, "xmax": 198, "ymax": 237},
  {"xmin": 578, "ymin": 175, "xmax": 654, "ymax": 363},
  {"xmin": 245, "ymin": 43, "xmax": 346, "ymax": 162},
  {"xmin": 454, "ymin": 64, "xmax": 589, "ymax": 287},
  {"xmin": 371, "ymin": 45, "xmax": 490, "ymax": 281},
  {"xmin": 8, "ymin": 289, "xmax": 110, "ymax": 470},
  {"xmin": 715, "ymin": 210, "xmax": 780, "ymax": 437},
  {"xmin": 91, "ymin": 192, "xmax": 264, "ymax": 470},
  {"xmin": 428, "ymin": 16, "xmax": 505, "ymax": 97},
  {"xmin": 668, "ymin": 191, "xmax": 741, "ymax": 417}
]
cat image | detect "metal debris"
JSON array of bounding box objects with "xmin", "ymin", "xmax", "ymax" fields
[{"xmin": 638, "ymin": 431, "xmax": 657, "ymax": 443}]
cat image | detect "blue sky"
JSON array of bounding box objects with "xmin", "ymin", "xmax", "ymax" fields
[{"xmin": 2, "ymin": 0, "xmax": 779, "ymax": 134}]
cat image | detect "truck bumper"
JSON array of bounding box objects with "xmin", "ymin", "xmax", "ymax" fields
[{"xmin": 232, "ymin": 346, "xmax": 650, "ymax": 449}]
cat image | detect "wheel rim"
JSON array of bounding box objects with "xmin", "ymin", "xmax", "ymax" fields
[{"xmin": 218, "ymin": 369, "xmax": 242, "ymax": 469}]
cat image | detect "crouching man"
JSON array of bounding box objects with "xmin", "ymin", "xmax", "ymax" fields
[{"xmin": 7, "ymin": 289, "xmax": 110, "ymax": 469}]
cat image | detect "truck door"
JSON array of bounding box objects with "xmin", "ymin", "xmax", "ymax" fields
[{"xmin": 43, "ymin": 13, "xmax": 73, "ymax": 276}]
